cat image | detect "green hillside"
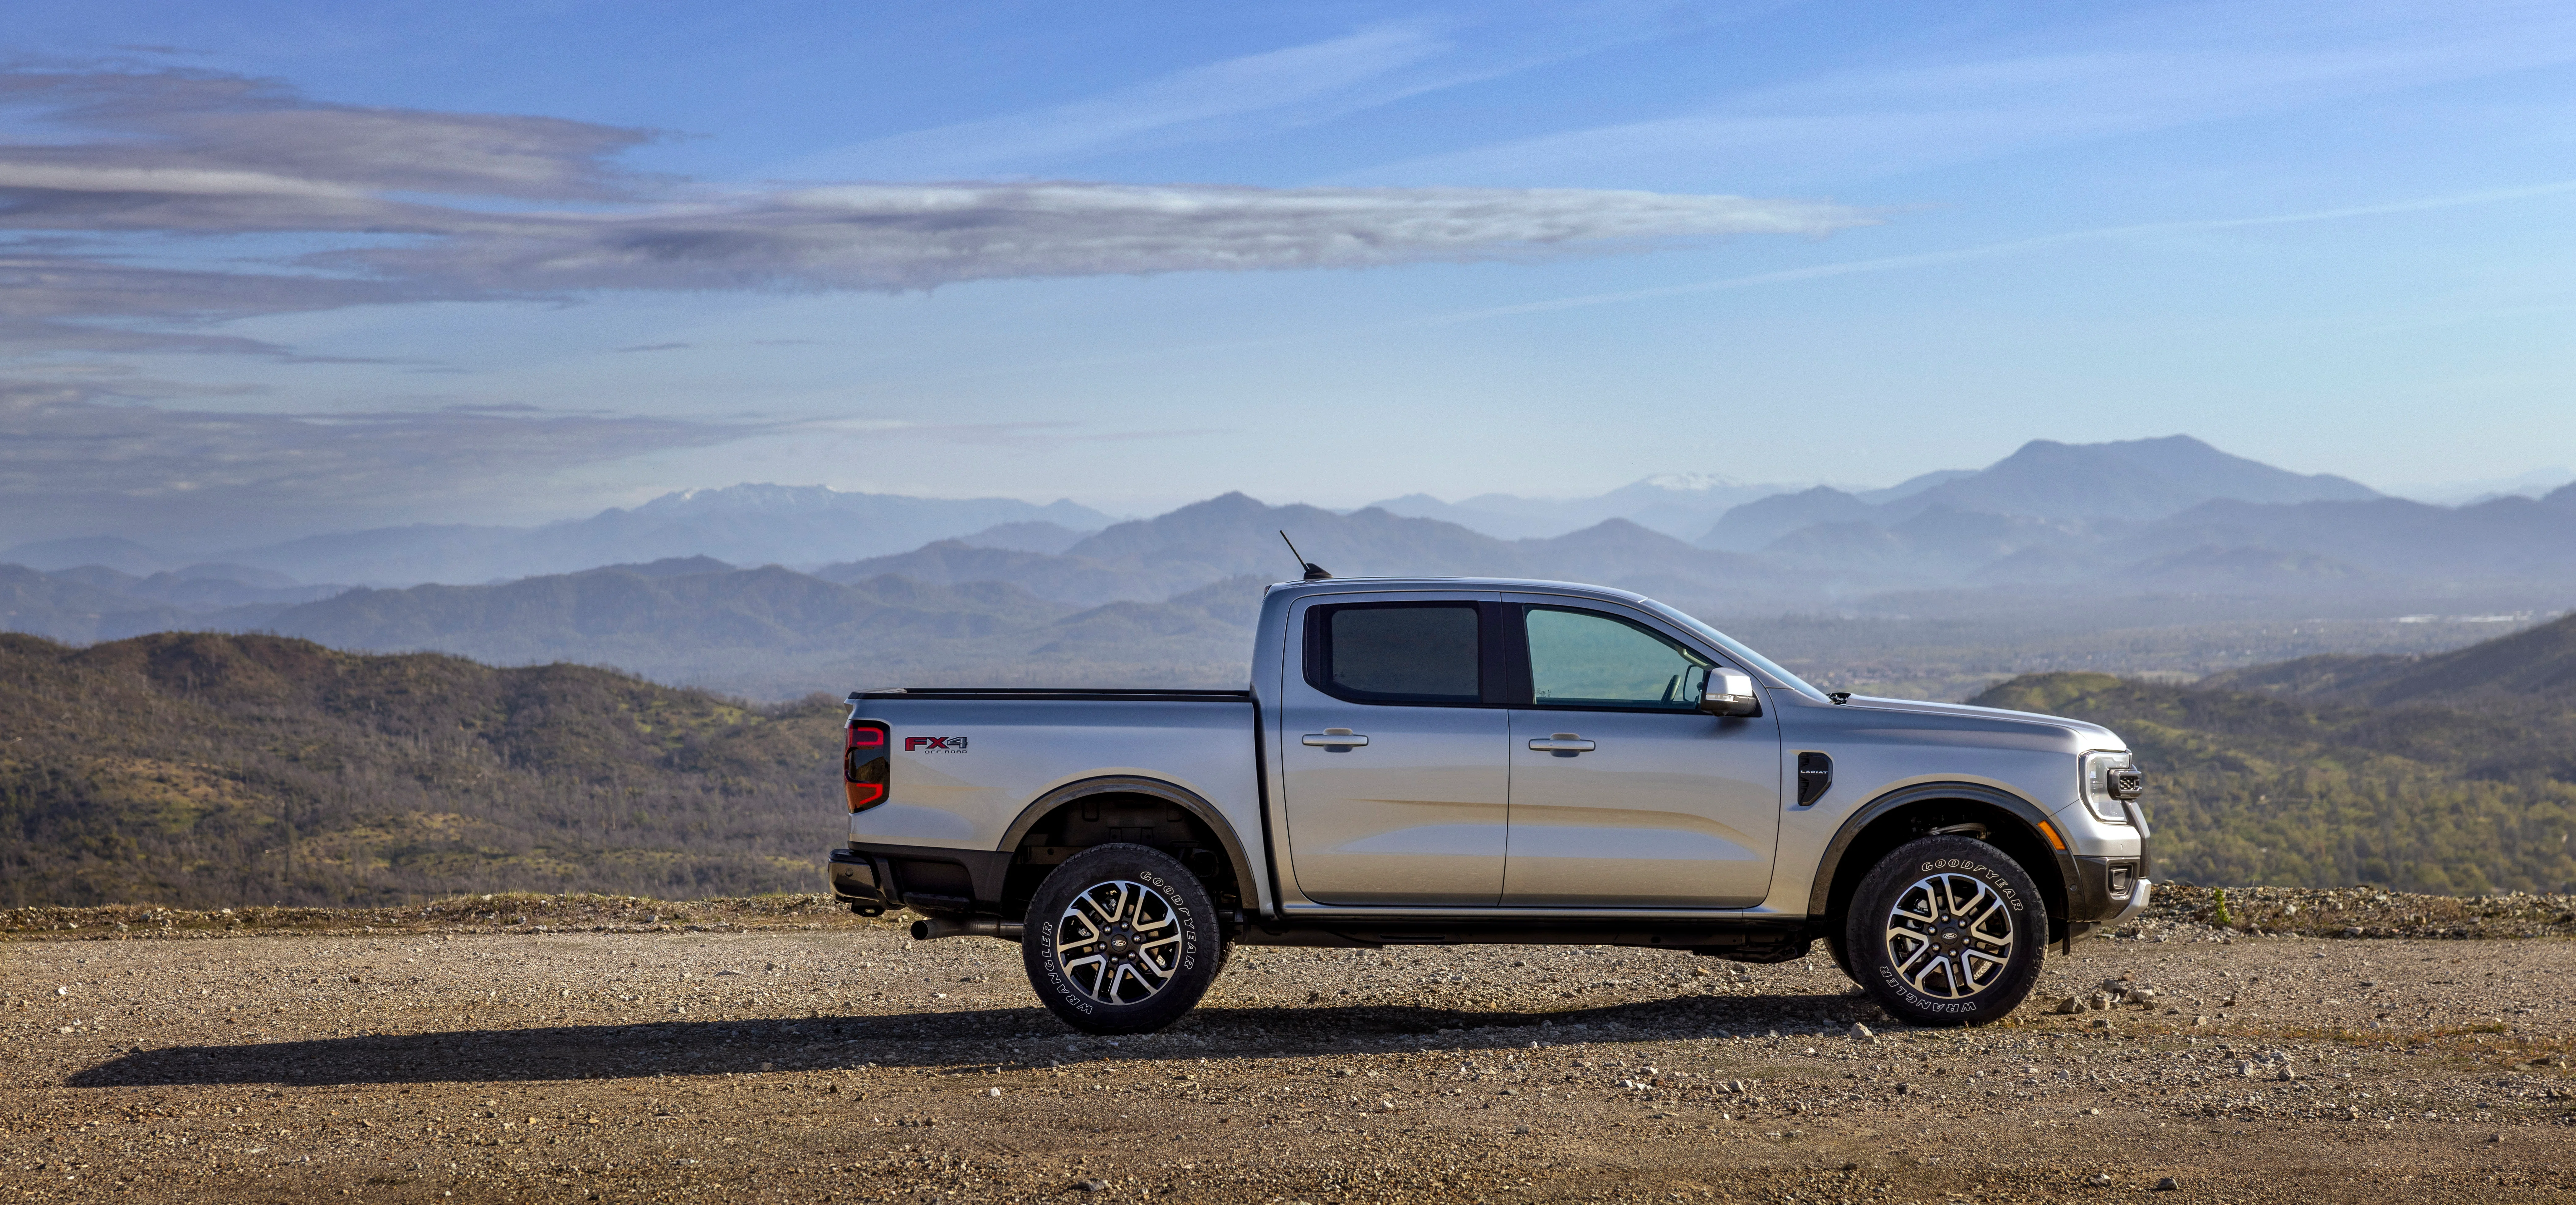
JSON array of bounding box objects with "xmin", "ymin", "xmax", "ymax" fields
[
  {"xmin": 2202, "ymin": 608, "xmax": 2576, "ymax": 709},
  {"xmin": 0, "ymin": 632, "xmax": 846, "ymax": 908},
  {"xmin": 1971, "ymin": 669, "xmax": 2576, "ymax": 894}
]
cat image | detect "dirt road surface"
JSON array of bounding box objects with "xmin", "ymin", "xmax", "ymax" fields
[{"xmin": 7, "ymin": 914, "xmax": 2574, "ymax": 1203}]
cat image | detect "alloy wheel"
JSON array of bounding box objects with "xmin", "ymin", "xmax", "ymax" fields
[
  {"xmin": 1053, "ymin": 879, "xmax": 1182, "ymax": 1006},
  {"xmin": 1881, "ymin": 873, "xmax": 2016, "ymax": 999}
]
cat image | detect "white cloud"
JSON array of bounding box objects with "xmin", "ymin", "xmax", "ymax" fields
[
  {"xmin": 348, "ymin": 181, "xmax": 1871, "ymax": 293},
  {"xmin": 0, "ymin": 64, "xmax": 1872, "ymax": 331}
]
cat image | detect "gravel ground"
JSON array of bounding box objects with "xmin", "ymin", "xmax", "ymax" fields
[{"xmin": 6, "ymin": 903, "xmax": 2575, "ymax": 1204}]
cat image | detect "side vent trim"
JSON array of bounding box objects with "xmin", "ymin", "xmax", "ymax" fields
[{"xmin": 1795, "ymin": 751, "xmax": 1833, "ymax": 806}]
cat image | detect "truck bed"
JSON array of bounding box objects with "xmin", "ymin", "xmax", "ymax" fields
[{"xmin": 843, "ymin": 687, "xmax": 1269, "ymax": 913}]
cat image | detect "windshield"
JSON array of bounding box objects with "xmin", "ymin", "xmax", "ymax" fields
[{"xmin": 1636, "ymin": 598, "xmax": 1831, "ymax": 703}]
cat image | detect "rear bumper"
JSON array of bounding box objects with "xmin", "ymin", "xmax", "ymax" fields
[
  {"xmin": 828, "ymin": 843, "xmax": 1015, "ymax": 917},
  {"xmin": 826, "ymin": 848, "xmax": 891, "ymax": 915}
]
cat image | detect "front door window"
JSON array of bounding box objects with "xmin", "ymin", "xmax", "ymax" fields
[{"xmin": 1525, "ymin": 607, "xmax": 1713, "ymax": 709}]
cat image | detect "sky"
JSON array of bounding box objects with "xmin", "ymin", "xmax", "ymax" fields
[{"xmin": 4, "ymin": 0, "xmax": 2574, "ymax": 543}]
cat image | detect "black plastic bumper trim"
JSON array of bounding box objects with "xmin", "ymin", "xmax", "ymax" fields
[
  {"xmin": 839, "ymin": 841, "xmax": 1016, "ymax": 914},
  {"xmin": 2068, "ymin": 855, "xmax": 2143, "ymax": 923}
]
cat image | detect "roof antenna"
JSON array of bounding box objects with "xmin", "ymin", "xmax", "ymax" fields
[{"xmin": 1278, "ymin": 530, "xmax": 1332, "ymax": 581}]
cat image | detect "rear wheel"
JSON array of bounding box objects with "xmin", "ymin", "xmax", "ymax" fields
[
  {"xmin": 1022, "ymin": 844, "xmax": 1224, "ymax": 1035},
  {"xmin": 1844, "ymin": 836, "xmax": 2047, "ymax": 1026}
]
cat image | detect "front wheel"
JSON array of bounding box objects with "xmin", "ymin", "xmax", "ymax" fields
[
  {"xmin": 1844, "ymin": 836, "xmax": 2048, "ymax": 1026},
  {"xmin": 1022, "ymin": 843, "xmax": 1224, "ymax": 1035}
]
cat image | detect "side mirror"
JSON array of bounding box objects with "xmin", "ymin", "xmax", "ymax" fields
[{"xmin": 1699, "ymin": 668, "xmax": 1762, "ymax": 718}]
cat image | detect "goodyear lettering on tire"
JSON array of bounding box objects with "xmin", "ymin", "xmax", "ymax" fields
[
  {"xmin": 1917, "ymin": 858, "xmax": 2023, "ymax": 910},
  {"xmin": 1137, "ymin": 867, "xmax": 1200, "ymax": 972}
]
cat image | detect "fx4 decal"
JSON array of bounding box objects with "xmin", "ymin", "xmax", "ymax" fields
[{"xmin": 904, "ymin": 735, "xmax": 970, "ymax": 753}]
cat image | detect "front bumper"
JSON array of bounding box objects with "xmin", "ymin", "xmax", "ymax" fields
[
  {"xmin": 2106, "ymin": 878, "xmax": 2154, "ymax": 926},
  {"xmin": 2067, "ymin": 854, "xmax": 2150, "ymax": 922}
]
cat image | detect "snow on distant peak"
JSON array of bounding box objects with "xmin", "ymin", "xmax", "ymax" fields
[
  {"xmin": 1636, "ymin": 473, "xmax": 1742, "ymax": 493},
  {"xmin": 631, "ymin": 483, "xmax": 846, "ymax": 515}
]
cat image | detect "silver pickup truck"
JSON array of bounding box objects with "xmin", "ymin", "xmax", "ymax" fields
[{"xmin": 828, "ymin": 576, "xmax": 2152, "ymax": 1034}]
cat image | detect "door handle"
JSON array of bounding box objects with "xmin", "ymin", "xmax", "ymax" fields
[
  {"xmin": 1528, "ymin": 734, "xmax": 1596, "ymax": 752},
  {"xmin": 1302, "ymin": 729, "xmax": 1369, "ymax": 747}
]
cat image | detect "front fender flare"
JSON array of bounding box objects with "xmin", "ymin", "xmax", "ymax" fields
[
  {"xmin": 999, "ymin": 775, "xmax": 1259, "ymax": 910},
  {"xmin": 1805, "ymin": 781, "xmax": 2078, "ymax": 923}
]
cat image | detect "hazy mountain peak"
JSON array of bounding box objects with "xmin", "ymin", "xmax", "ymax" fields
[
  {"xmin": 1697, "ymin": 485, "xmax": 1872, "ymax": 551},
  {"xmin": 1893, "ymin": 434, "xmax": 2382, "ymax": 523},
  {"xmin": 1534, "ymin": 516, "xmax": 1687, "ymax": 547},
  {"xmin": 1176, "ymin": 491, "xmax": 1273, "ymax": 514}
]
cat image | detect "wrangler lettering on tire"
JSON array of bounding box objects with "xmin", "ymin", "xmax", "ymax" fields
[
  {"xmin": 1844, "ymin": 835, "xmax": 2048, "ymax": 1026},
  {"xmin": 1021, "ymin": 843, "xmax": 1224, "ymax": 1035}
]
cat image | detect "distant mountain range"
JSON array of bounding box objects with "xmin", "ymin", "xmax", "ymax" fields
[
  {"xmin": 1366, "ymin": 473, "xmax": 1810, "ymax": 540},
  {"xmin": 2, "ymin": 485, "xmax": 1114, "ymax": 586},
  {"xmin": 7, "ymin": 435, "xmax": 2576, "ymax": 700},
  {"xmin": 819, "ymin": 493, "xmax": 1784, "ymax": 607},
  {"xmin": 1361, "ymin": 468, "xmax": 1992, "ymax": 541},
  {"xmin": 1699, "ymin": 436, "xmax": 2379, "ymax": 548}
]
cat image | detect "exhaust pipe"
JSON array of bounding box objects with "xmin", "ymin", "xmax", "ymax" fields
[{"xmin": 909, "ymin": 917, "xmax": 1023, "ymax": 942}]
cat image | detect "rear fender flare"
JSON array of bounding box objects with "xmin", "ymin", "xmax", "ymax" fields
[
  {"xmin": 1806, "ymin": 781, "xmax": 2077, "ymax": 924},
  {"xmin": 1000, "ymin": 775, "xmax": 1257, "ymax": 907}
]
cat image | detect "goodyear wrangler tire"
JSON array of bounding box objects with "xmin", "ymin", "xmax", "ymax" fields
[
  {"xmin": 1022, "ymin": 843, "xmax": 1224, "ymax": 1035},
  {"xmin": 1824, "ymin": 931, "xmax": 1856, "ymax": 981},
  {"xmin": 1846, "ymin": 836, "xmax": 2048, "ymax": 1026}
]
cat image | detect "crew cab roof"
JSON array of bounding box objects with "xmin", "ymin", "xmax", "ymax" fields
[{"xmin": 1260, "ymin": 576, "xmax": 1652, "ymax": 603}]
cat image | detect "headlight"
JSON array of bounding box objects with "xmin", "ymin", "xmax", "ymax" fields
[{"xmin": 2080, "ymin": 750, "xmax": 2142, "ymax": 824}]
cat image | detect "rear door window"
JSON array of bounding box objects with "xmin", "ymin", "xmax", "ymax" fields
[{"xmin": 1307, "ymin": 603, "xmax": 1483, "ymax": 704}]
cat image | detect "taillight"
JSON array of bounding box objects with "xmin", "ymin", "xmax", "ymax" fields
[{"xmin": 845, "ymin": 721, "xmax": 888, "ymax": 812}]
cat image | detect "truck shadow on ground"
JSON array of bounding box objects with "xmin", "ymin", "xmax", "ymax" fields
[{"xmin": 68, "ymin": 989, "xmax": 1879, "ymax": 1088}]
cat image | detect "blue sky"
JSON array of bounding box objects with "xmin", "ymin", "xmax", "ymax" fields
[{"xmin": 5, "ymin": 0, "xmax": 2573, "ymax": 540}]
